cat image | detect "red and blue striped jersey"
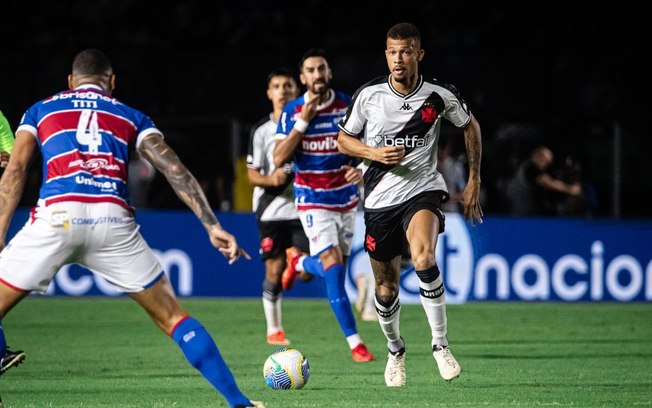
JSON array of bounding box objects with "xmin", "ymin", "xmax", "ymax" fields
[
  {"xmin": 17, "ymin": 85, "xmax": 161, "ymax": 212},
  {"xmin": 276, "ymin": 90, "xmax": 359, "ymax": 212}
]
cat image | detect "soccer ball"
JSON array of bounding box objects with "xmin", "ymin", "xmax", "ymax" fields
[{"xmin": 263, "ymin": 347, "xmax": 310, "ymax": 390}]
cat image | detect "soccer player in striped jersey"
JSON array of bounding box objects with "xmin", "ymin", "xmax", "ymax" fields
[
  {"xmin": 274, "ymin": 48, "xmax": 374, "ymax": 363},
  {"xmin": 0, "ymin": 49, "xmax": 263, "ymax": 408},
  {"xmin": 338, "ymin": 22, "xmax": 484, "ymax": 386}
]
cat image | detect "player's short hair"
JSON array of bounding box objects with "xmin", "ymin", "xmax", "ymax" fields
[
  {"xmin": 387, "ymin": 22, "xmax": 421, "ymax": 45},
  {"xmin": 267, "ymin": 67, "xmax": 296, "ymax": 86},
  {"xmin": 72, "ymin": 49, "xmax": 112, "ymax": 76},
  {"xmin": 299, "ymin": 48, "xmax": 328, "ymax": 70}
]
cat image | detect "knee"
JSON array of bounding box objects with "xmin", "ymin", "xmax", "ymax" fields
[
  {"xmin": 263, "ymin": 279, "xmax": 281, "ymax": 301},
  {"xmin": 411, "ymin": 247, "xmax": 434, "ymax": 271},
  {"xmin": 376, "ymin": 283, "xmax": 399, "ymax": 304}
]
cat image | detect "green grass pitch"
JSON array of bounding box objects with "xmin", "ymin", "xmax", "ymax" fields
[{"xmin": 1, "ymin": 297, "xmax": 650, "ymax": 407}]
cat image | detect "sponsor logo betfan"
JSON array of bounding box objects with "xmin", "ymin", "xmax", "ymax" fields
[{"xmin": 372, "ymin": 134, "xmax": 432, "ymax": 148}]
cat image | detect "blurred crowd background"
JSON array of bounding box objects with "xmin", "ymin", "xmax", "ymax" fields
[{"xmin": 0, "ymin": 1, "xmax": 647, "ymax": 218}]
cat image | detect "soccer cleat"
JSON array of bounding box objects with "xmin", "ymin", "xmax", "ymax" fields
[
  {"xmin": 266, "ymin": 330, "xmax": 290, "ymax": 346},
  {"xmin": 361, "ymin": 305, "xmax": 378, "ymax": 321},
  {"xmin": 281, "ymin": 246, "xmax": 302, "ymax": 290},
  {"xmin": 0, "ymin": 348, "xmax": 26, "ymax": 376},
  {"xmin": 235, "ymin": 401, "xmax": 265, "ymax": 408},
  {"xmin": 433, "ymin": 345, "xmax": 460, "ymax": 381},
  {"xmin": 354, "ymin": 275, "xmax": 369, "ymax": 313},
  {"xmin": 384, "ymin": 348, "xmax": 406, "ymax": 387},
  {"xmin": 351, "ymin": 343, "xmax": 375, "ymax": 362}
]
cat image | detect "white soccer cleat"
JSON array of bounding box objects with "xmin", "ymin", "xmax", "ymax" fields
[
  {"xmin": 433, "ymin": 345, "xmax": 460, "ymax": 381},
  {"xmin": 384, "ymin": 350, "xmax": 406, "ymax": 387},
  {"xmin": 354, "ymin": 275, "xmax": 369, "ymax": 313},
  {"xmin": 361, "ymin": 306, "xmax": 378, "ymax": 321}
]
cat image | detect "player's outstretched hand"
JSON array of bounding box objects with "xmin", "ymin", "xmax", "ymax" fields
[
  {"xmin": 208, "ymin": 225, "xmax": 251, "ymax": 265},
  {"xmin": 301, "ymin": 95, "xmax": 320, "ymax": 122},
  {"xmin": 461, "ymin": 179, "xmax": 483, "ymax": 226},
  {"xmin": 342, "ymin": 164, "xmax": 363, "ymax": 186}
]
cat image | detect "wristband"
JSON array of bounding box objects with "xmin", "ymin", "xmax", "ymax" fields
[{"xmin": 293, "ymin": 118, "xmax": 309, "ymax": 133}]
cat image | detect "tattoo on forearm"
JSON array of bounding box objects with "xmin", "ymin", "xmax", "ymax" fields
[
  {"xmin": 0, "ymin": 175, "xmax": 26, "ymax": 225},
  {"xmin": 465, "ymin": 129, "xmax": 482, "ymax": 181}
]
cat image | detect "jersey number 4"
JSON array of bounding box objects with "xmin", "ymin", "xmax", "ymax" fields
[{"xmin": 76, "ymin": 109, "xmax": 102, "ymax": 154}]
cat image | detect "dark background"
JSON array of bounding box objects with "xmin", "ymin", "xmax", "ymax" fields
[{"xmin": 0, "ymin": 1, "xmax": 648, "ymax": 217}]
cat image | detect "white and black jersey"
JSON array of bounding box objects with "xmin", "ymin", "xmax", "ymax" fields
[
  {"xmin": 339, "ymin": 75, "xmax": 471, "ymax": 211},
  {"xmin": 247, "ymin": 114, "xmax": 298, "ymax": 221}
]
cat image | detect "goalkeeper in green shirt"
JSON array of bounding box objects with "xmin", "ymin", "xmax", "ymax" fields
[{"xmin": 0, "ymin": 110, "xmax": 14, "ymax": 167}]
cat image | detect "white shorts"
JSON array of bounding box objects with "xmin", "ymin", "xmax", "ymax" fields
[
  {"xmin": 0, "ymin": 202, "xmax": 162, "ymax": 293},
  {"xmin": 298, "ymin": 208, "xmax": 356, "ymax": 257}
]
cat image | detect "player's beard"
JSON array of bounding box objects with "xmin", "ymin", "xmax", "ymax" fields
[
  {"xmin": 392, "ymin": 72, "xmax": 409, "ymax": 84},
  {"xmin": 392, "ymin": 69, "xmax": 418, "ymax": 87},
  {"xmin": 310, "ymin": 79, "xmax": 330, "ymax": 96}
]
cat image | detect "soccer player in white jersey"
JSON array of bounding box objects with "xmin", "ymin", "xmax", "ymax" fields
[
  {"xmin": 274, "ymin": 48, "xmax": 374, "ymax": 363},
  {"xmin": 0, "ymin": 49, "xmax": 264, "ymax": 408},
  {"xmin": 338, "ymin": 22, "xmax": 483, "ymax": 386},
  {"xmin": 247, "ymin": 68, "xmax": 315, "ymax": 346}
]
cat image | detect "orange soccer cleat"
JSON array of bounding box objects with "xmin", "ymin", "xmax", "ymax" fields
[
  {"xmin": 266, "ymin": 330, "xmax": 291, "ymax": 346},
  {"xmin": 351, "ymin": 343, "xmax": 375, "ymax": 362},
  {"xmin": 281, "ymin": 246, "xmax": 302, "ymax": 290}
]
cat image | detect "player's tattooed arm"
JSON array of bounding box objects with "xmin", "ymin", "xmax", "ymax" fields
[
  {"xmin": 462, "ymin": 114, "xmax": 484, "ymax": 226},
  {"xmin": 0, "ymin": 131, "xmax": 35, "ymax": 246},
  {"xmin": 138, "ymin": 133, "xmax": 220, "ymax": 230},
  {"xmin": 464, "ymin": 114, "xmax": 482, "ymax": 183}
]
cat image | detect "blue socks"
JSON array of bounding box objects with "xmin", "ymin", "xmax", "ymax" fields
[
  {"xmin": 171, "ymin": 316, "xmax": 250, "ymax": 408},
  {"xmin": 302, "ymin": 255, "xmax": 324, "ymax": 278},
  {"xmin": 0, "ymin": 320, "xmax": 5, "ymax": 354},
  {"xmin": 323, "ymin": 263, "xmax": 358, "ymax": 337}
]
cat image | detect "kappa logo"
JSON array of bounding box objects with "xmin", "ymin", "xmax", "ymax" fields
[{"xmin": 399, "ymin": 102, "xmax": 412, "ymax": 111}]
